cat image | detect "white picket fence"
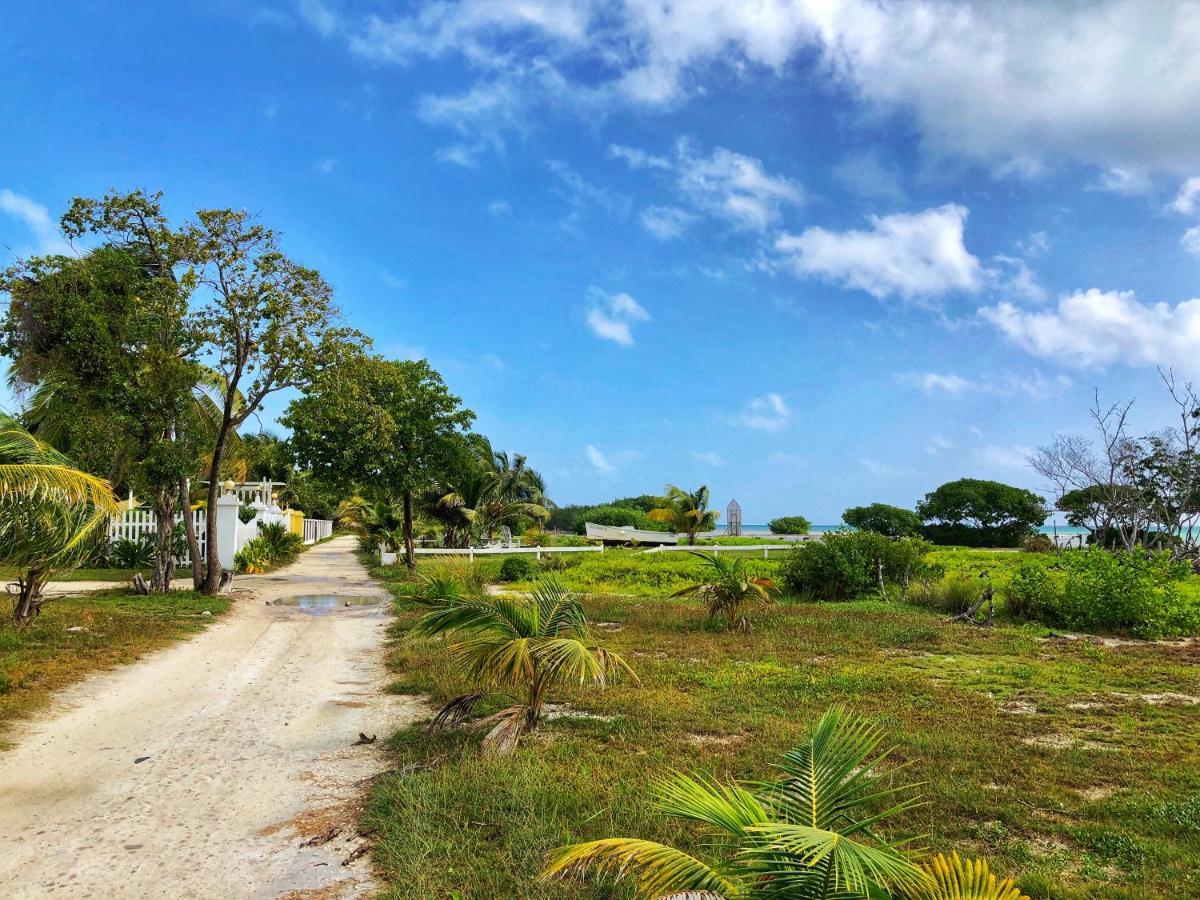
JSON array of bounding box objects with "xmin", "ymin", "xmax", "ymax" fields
[
  {"xmin": 108, "ymin": 509, "xmax": 208, "ymax": 565},
  {"xmin": 642, "ymin": 543, "xmax": 796, "ymax": 558},
  {"xmin": 303, "ymin": 518, "xmax": 333, "ymax": 544},
  {"xmin": 411, "ymin": 545, "xmax": 604, "ymax": 561}
]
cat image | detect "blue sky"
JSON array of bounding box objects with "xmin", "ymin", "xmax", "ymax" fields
[{"xmin": 3, "ymin": 1, "xmax": 1200, "ymax": 523}]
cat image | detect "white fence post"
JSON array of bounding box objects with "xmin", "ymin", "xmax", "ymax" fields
[{"xmin": 214, "ymin": 493, "xmax": 241, "ymax": 571}]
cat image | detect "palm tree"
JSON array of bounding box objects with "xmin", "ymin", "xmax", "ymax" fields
[
  {"xmin": 648, "ymin": 484, "xmax": 718, "ymax": 545},
  {"xmin": 0, "ymin": 414, "xmax": 120, "ymax": 623},
  {"xmin": 672, "ymin": 552, "xmax": 778, "ymax": 631},
  {"xmin": 409, "ymin": 575, "xmax": 638, "ymax": 754},
  {"xmin": 544, "ymin": 706, "xmax": 931, "ymax": 899},
  {"xmin": 342, "ymin": 498, "xmax": 404, "ymax": 553},
  {"xmin": 909, "ymin": 853, "xmax": 1029, "ymax": 900}
]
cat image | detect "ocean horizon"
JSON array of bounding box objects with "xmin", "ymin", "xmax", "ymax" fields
[{"xmin": 735, "ymin": 523, "xmax": 1091, "ymax": 536}]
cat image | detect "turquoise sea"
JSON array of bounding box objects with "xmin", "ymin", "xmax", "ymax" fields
[{"xmin": 736, "ymin": 523, "xmax": 1091, "ymax": 537}]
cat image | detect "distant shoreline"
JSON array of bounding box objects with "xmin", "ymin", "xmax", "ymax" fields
[{"xmin": 708, "ymin": 524, "xmax": 1092, "ymax": 537}]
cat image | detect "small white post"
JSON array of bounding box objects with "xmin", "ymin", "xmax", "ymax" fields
[
  {"xmin": 536, "ymin": 549, "xmax": 542, "ymax": 560},
  {"xmin": 214, "ymin": 492, "xmax": 241, "ymax": 571},
  {"xmin": 763, "ymin": 548, "xmax": 769, "ymax": 559},
  {"xmin": 469, "ymin": 549, "xmax": 474, "ymax": 563}
]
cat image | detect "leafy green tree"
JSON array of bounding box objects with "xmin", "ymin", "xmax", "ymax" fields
[
  {"xmin": 544, "ymin": 706, "xmax": 932, "ymax": 899},
  {"xmin": 1, "ymin": 193, "xmax": 208, "ymax": 591},
  {"xmin": 768, "ymin": 514, "xmax": 812, "ymax": 534},
  {"xmin": 410, "ymin": 575, "xmax": 638, "ymax": 754},
  {"xmin": 283, "ymin": 354, "xmax": 474, "ymax": 567},
  {"xmin": 843, "ymin": 503, "xmax": 923, "ymax": 537},
  {"xmin": 648, "ymin": 484, "xmax": 718, "ymax": 544},
  {"xmin": 178, "ymin": 206, "xmax": 364, "ymax": 592},
  {"xmin": 0, "ymin": 415, "xmax": 120, "ymax": 622},
  {"xmin": 671, "ymin": 552, "xmax": 778, "ymax": 631},
  {"xmin": 918, "ymin": 478, "xmax": 1047, "ymax": 547},
  {"xmin": 572, "ymin": 504, "xmax": 658, "ymax": 535},
  {"xmin": 239, "ymin": 431, "xmax": 294, "ymax": 483}
]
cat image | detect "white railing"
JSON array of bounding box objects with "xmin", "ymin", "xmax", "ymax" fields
[
  {"xmin": 303, "ymin": 519, "xmax": 333, "ymax": 544},
  {"xmin": 109, "ymin": 509, "xmax": 208, "ymax": 565},
  {"xmin": 413, "ymin": 545, "xmax": 604, "ymax": 561},
  {"xmin": 234, "ymin": 517, "xmax": 258, "ymax": 554},
  {"xmin": 642, "ymin": 543, "xmax": 796, "ymax": 558}
]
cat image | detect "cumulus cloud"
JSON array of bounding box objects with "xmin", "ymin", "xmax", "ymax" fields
[
  {"xmin": 640, "ymin": 205, "xmax": 696, "ymax": 240},
  {"xmin": 1182, "ymin": 226, "xmax": 1200, "ymax": 257},
  {"xmin": 608, "ymin": 143, "xmax": 670, "ymax": 170},
  {"xmin": 674, "ymin": 140, "xmax": 803, "ymax": 231},
  {"xmin": 585, "ymin": 288, "xmax": 651, "ymax": 346},
  {"xmin": 775, "ymin": 204, "xmax": 980, "ymax": 300},
  {"xmin": 0, "ymin": 188, "xmax": 71, "ymax": 255},
  {"xmin": 1171, "ymin": 177, "xmax": 1200, "ymax": 215},
  {"xmin": 586, "ymin": 444, "xmax": 615, "ymax": 474},
  {"xmin": 734, "ymin": 392, "xmax": 790, "ymax": 431},
  {"xmin": 982, "ymin": 289, "xmax": 1200, "ymax": 372},
  {"xmin": 971, "ymin": 445, "xmax": 1034, "ymax": 470},
  {"xmin": 299, "ymin": 1, "xmax": 1200, "ymax": 173}
]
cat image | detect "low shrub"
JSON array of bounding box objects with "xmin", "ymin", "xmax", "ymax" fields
[
  {"xmin": 521, "ymin": 527, "xmax": 549, "ymax": 547},
  {"xmin": 842, "ymin": 503, "xmax": 923, "ymax": 537},
  {"xmin": 498, "ymin": 555, "xmax": 536, "ymax": 582},
  {"xmin": 109, "ymin": 535, "xmax": 156, "ymax": 569},
  {"xmin": 1005, "ymin": 562, "xmax": 1052, "ymax": 620},
  {"xmin": 767, "ymin": 515, "xmax": 811, "ymax": 535},
  {"xmin": 234, "ymin": 523, "xmax": 304, "ymax": 574},
  {"xmin": 913, "ymin": 574, "xmax": 984, "ymax": 615},
  {"xmin": 1021, "ymin": 533, "xmax": 1054, "ymax": 553},
  {"xmin": 1026, "ymin": 549, "xmax": 1199, "ymax": 639},
  {"xmin": 778, "ymin": 532, "xmax": 935, "ymax": 601},
  {"xmin": 234, "ymin": 539, "xmax": 274, "ymax": 574},
  {"xmin": 922, "ymin": 522, "xmax": 1033, "ymax": 548}
]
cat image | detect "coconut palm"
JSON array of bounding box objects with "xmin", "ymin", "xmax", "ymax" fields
[
  {"xmin": 672, "ymin": 552, "xmax": 778, "ymax": 631},
  {"xmin": 0, "ymin": 414, "xmax": 120, "ymax": 623},
  {"xmin": 409, "ymin": 574, "xmax": 638, "ymax": 754},
  {"xmin": 648, "ymin": 484, "xmax": 718, "ymax": 545},
  {"xmin": 544, "ymin": 706, "xmax": 931, "ymax": 899},
  {"xmin": 906, "ymin": 853, "xmax": 1029, "ymax": 900}
]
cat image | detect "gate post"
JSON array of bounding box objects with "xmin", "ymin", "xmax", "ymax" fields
[{"xmin": 214, "ymin": 493, "xmax": 241, "ymax": 571}]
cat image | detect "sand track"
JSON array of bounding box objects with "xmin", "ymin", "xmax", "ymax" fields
[{"xmin": 0, "ymin": 536, "xmax": 422, "ymax": 899}]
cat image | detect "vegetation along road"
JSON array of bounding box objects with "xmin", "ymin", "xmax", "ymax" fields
[{"xmin": 0, "ymin": 536, "xmax": 423, "ymax": 899}]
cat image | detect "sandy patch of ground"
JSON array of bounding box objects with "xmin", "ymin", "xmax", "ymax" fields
[{"xmin": 0, "ymin": 536, "xmax": 425, "ymax": 899}]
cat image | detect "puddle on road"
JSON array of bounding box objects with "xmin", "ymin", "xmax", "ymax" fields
[{"xmin": 273, "ymin": 594, "xmax": 382, "ymax": 614}]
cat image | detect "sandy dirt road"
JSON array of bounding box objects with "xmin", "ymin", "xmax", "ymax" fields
[{"xmin": 0, "ymin": 536, "xmax": 423, "ymax": 899}]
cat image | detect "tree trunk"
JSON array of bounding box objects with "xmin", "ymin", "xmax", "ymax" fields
[
  {"xmin": 201, "ymin": 422, "xmax": 233, "ymax": 595},
  {"xmin": 12, "ymin": 571, "xmax": 45, "ymax": 625},
  {"xmin": 150, "ymin": 487, "xmax": 179, "ymax": 594},
  {"xmin": 179, "ymin": 476, "xmax": 203, "ymax": 590},
  {"xmin": 402, "ymin": 490, "xmax": 416, "ymax": 569}
]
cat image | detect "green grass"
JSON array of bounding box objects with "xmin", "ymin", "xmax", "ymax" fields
[
  {"xmin": 0, "ymin": 589, "xmax": 229, "ymax": 747},
  {"xmin": 361, "ymin": 552, "xmax": 1200, "ymax": 899},
  {"xmin": 0, "ymin": 566, "xmax": 196, "ymax": 583}
]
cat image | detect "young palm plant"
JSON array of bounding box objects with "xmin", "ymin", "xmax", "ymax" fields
[
  {"xmin": 672, "ymin": 552, "xmax": 778, "ymax": 631},
  {"xmin": 0, "ymin": 414, "xmax": 120, "ymax": 623},
  {"xmin": 409, "ymin": 574, "xmax": 638, "ymax": 754},
  {"xmin": 648, "ymin": 484, "xmax": 719, "ymax": 544},
  {"xmin": 545, "ymin": 706, "xmax": 929, "ymax": 899}
]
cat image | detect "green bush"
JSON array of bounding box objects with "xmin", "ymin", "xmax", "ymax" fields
[
  {"xmin": 109, "ymin": 535, "xmax": 156, "ymax": 569},
  {"xmin": 1005, "ymin": 562, "xmax": 1052, "ymax": 620},
  {"xmin": 842, "ymin": 503, "xmax": 923, "ymax": 537},
  {"xmin": 767, "ymin": 515, "xmax": 811, "ymax": 535},
  {"xmin": 235, "ymin": 522, "xmax": 304, "ymax": 574},
  {"xmin": 498, "ymin": 555, "xmax": 536, "ymax": 582},
  {"xmin": 912, "ymin": 574, "xmax": 982, "ymax": 614},
  {"xmin": 1049, "ymin": 549, "xmax": 1197, "ymax": 639},
  {"xmin": 1021, "ymin": 532, "xmax": 1054, "ymax": 552},
  {"xmin": 778, "ymin": 532, "xmax": 934, "ymax": 601}
]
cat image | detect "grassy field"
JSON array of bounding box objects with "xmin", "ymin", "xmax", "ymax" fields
[
  {"xmin": 363, "ymin": 549, "xmax": 1200, "ymax": 899},
  {"xmin": 0, "ymin": 589, "xmax": 229, "ymax": 747}
]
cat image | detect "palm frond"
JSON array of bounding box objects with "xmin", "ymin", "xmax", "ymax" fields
[
  {"xmin": 654, "ymin": 772, "xmax": 770, "ymax": 838},
  {"xmin": 907, "ymin": 852, "xmax": 1029, "ymax": 900},
  {"xmin": 543, "ymin": 838, "xmax": 742, "ymax": 899}
]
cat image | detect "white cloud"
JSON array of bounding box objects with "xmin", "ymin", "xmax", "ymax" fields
[
  {"xmin": 585, "ymin": 288, "xmax": 650, "ymax": 346},
  {"xmin": 313, "ymin": 157, "xmax": 337, "ymax": 175},
  {"xmin": 691, "ymin": 450, "xmax": 726, "ymax": 466},
  {"xmin": 550, "ymin": 160, "xmax": 631, "ymax": 218},
  {"xmin": 586, "ymin": 444, "xmax": 615, "ymax": 474},
  {"xmin": 0, "ymin": 189, "xmax": 71, "ymax": 255},
  {"xmin": 926, "ymin": 434, "xmax": 955, "ymax": 456},
  {"xmin": 991, "ymin": 254, "xmax": 1046, "ymax": 303},
  {"xmin": 859, "ymin": 457, "xmax": 906, "ymax": 478},
  {"xmin": 1096, "ymin": 166, "xmax": 1152, "ymax": 195},
  {"xmin": 298, "ymin": 0, "xmax": 339, "ymax": 37},
  {"xmin": 831, "ymin": 150, "xmax": 906, "ymax": 204},
  {"xmin": 734, "ymin": 392, "xmax": 790, "ymax": 431},
  {"xmin": 674, "ymin": 139, "xmax": 802, "ymax": 232},
  {"xmin": 982, "ymin": 289, "xmax": 1200, "ymax": 372},
  {"xmin": 640, "ymin": 205, "xmax": 696, "ymax": 240},
  {"xmin": 898, "ymin": 370, "xmax": 1070, "ymax": 400},
  {"xmin": 487, "ymin": 199, "xmax": 511, "ymax": 216},
  {"xmin": 304, "ymin": 1, "xmax": 1200, "ymax": 174},
  {"xmin": 971, "ymin": 445, "xmax": 1034, "ymax": 470},
  {"xmin": 1183, "ymin": 226, "xmax": 1200, "ymax": 257},
  {"xmin": 1171, "ymin": 177, "xmax": 1200, "ymax": 215},
  {"xmin": 481, "ymin": 353, "xmax": 505, "ymax": 370},
  {"xmin": 608, "ymin": 144, "xmax": 670, "ymax": 170},
  {"xmin": 775, "ymin": 204, "xmax": 980, "ymax": 301}
]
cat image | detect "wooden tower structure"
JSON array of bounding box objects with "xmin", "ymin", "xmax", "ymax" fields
[{"xmin": 725, "ymin": 499, "xmax": 742, "ymax": 536}]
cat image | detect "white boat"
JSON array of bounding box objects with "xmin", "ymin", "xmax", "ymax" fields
[{"xmin": 584, "ymin": 522, "xmax": 682, "ymax": 545}]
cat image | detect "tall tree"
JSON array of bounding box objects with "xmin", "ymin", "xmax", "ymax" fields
[
  {"xmin": 1, "ymin": 192, "xmax": 205, "ymax": 591},
  {"xmin": 180, "ymin": 208, "xmax": 363, "ymax": 593},
  {"xmin": 283, "ymin": 354, "xmax": 475, "ymax": 567}
]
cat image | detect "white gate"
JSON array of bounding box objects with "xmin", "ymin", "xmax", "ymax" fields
[{"xmin": 108, "ymin": 509, "xmax": 209, "ymax": 565}]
